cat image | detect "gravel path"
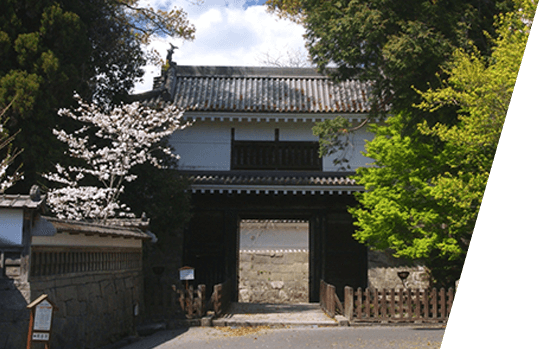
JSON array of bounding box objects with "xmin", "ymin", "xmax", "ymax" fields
[{"xmin": 118, "ymin": 326, "xmax": 445, "ymax": 349}]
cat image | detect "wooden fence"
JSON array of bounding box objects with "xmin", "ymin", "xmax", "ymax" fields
[
  {"xmin": 320, "ymin": 280, "xmax": 454, "ymax": 323},
  {"xmin": 147, "ymin": 279, "xmax": 233, "ymax": 320},
  {"xmin": 173, "ymin": 284, "xmax": 206, "ymax": 319},
  {"xmin": 211, "ymin": 279, "xmax": 233, "ymax": 316}
]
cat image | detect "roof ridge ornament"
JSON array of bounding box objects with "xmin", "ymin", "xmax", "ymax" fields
[{"xmin": 166, "ymin": 43, "xmax": 178, "ymax": 65}]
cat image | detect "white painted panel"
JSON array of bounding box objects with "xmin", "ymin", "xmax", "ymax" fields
[
  {"xmin": 234, "ymin": 122, "xmax": 274, "ymax": 141},
  {"xmin": 0, "ymin": 209, "xmax": 24, "ymax": 245},
  {"xmin": 323, "ymin": 127, "xmax": 376, "ymax": 171},
  {"xmin": 279, "ymin": 122, "xmax": 318, "ymax": 141},
  {"xmin": 169, "ymin": 120, "xmax": 232, "ymax": 171}
]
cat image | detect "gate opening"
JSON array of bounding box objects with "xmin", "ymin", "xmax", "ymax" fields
[{"xmin": 238, "ymin": 219, "xmax": 309, "ymax": 304}]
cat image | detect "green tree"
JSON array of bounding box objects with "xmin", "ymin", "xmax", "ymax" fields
[
  {"xmin": 268, "ymin": 0, "xmax": 513, "ymax": 119},
  {"xmin": 349, "ymin": 1, "xmax": 534, "ymax": 286},
  {"xmin": 285, "ymin": 0, "xmax": 516, "ymax": 171},
  {"xmin": 0, "ymin": 0, "xmax": 194, "ymax": 191}
]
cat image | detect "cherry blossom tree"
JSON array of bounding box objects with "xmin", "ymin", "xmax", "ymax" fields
[
  {"xmin": 44, "ymin": 95, "xmax": 188, "ymax": 222},
  {"xmin": 0, "ymin": 98, "xmax": 23, "ymax": 193}
]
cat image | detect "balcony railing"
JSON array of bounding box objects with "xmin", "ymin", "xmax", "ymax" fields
[{"xmin": 231, "ymin": 140, "xmax": 322, "ymax": 171}]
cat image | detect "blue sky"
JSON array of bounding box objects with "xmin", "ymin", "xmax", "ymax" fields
[{"xmin": 134, "ymin": 0, "xmax": 308, "ymax": 92}]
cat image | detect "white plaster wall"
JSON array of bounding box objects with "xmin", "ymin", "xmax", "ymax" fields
[
  {"xmin": 169, "ymin": 120, "xmax": 232, "ymax": 171},
  {"xmin": 0, "ymin": 208, "xmax": 24, "ymax": 245},
  {"xmin": 168, "ymin": 117, "xmax": 374, "ymax": 172},
  {"xmin": 31, "ymin": 232, "xmax": 142, "ymax": 248},
  {"xmin": 323, "ymin": 126, "xmax": 375, "ymax": 172}
]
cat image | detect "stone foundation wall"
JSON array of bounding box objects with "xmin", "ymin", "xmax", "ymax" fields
[
  {"xmin": 368, "ymin": 250, "xmax": 430, "ymax": 289},
  {"xmin": 29, "ymin": 270, "xmax": 143, "ymax": 348},
  {"xmin": 0, "ymin": 265, "xmax": 144, "ymax": 349},
  {"xmin": 239, "ymin": 250, "xmax": 308, "ymax": 303}
]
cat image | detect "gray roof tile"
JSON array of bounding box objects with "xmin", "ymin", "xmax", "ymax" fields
[
  {"xmin": 142, "ymin": 65, "xmax": 376, "ymax": 113},
  {"xmin": 44, "ymin": 217, "xmax": 150, "ymax": 240},
  {"xmin": 0, "ymin": 195, "xmax": 44, "ymax": 209}
]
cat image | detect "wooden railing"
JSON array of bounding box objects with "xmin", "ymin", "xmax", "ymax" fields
[
  {"xmin": 231, "ymin": 140, "xmax": 322, "ymax": 171},
  {"xmin": 320, "ymin": 280, "xmax": 343, "ymax": 318},
  {"xmin": 147, "ymin": 278, "xmax": 233, "ymax": 320},
  {"xmin": 320, "ymin": 280, "xmax": 454, "ymax": 323},
  {"xmin": 172, "ymin": 284, "xmax": 206, "ymax": 319},
  {"xmin": 211, "ymin": 279, "xmax": 233, "ymax": 316}
]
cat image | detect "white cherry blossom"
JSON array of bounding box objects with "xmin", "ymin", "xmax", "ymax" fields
[{"xmin": 45, "ymin": 94, "xmax": 188, "ymax": 222}]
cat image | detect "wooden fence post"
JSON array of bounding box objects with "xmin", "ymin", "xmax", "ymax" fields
[
  {"xmin": 344, "ymin": 286, "xmax": 354, "ymax": 321},
  {"xmin": 320, "ymin": 280, "xmax": 326, "ymax": 312},
  {"xmin": 197, "ymin": 285, "xmax": 206, "ymax": 318},
  {"xmin": 213, "ymin": 284, "xmax": 222, "ymax": 316},
  {"xmin": 440, "ymin": 288, "xmax": 446, "ymax": 320},
  {"xmin": 356, "ymin": 288, "xmax": 363, "ymax": 320},
  {"xmin": 328, "ymin": 284, "xmax": 336, "ymax": 318}
]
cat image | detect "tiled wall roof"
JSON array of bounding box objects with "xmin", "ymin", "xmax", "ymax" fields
[{"xmin": 144, "ymin": 65, "xmax": 376, "ymax": 113}]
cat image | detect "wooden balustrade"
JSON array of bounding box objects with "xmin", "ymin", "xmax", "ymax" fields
[
  {"xmin": 231, "ymin": 140, "xmax": 322, "ymax": 171},
  {"xmin": 30, "ymin": 248, "xmax": 142, "ymax": 277}
]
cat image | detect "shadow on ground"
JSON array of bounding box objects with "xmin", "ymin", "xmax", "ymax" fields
[{"xmin": 119, "ymin": 327, "xmax": 189, "ymax": 349}]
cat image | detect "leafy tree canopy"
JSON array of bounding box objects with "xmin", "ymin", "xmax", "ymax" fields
[
  {"xmin": 268, "ymin": 0, "xmax": 514, "ymax": 120},
  {"xmin": 349, "ymin": 1, "xmax": 534, "ymax": 286},
  {"xmin": 0, "ymin": 0, "xmax": 194, "ymax": 190}
]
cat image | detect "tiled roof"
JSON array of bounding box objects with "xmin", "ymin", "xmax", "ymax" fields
[
  {"xmin": 45, "ymin": 217, "xmax": 150, "ymax": 240},
  {"xmin": 183, "ymin": 171, "xmax": 361, "ymax": 194},
  {"xmin": 139, "ymin": 65, "xmax": 376, "ymax": 114},
  {"xmin": 0, "ymin": 194, "xmax": 44, "ymax": 209}
]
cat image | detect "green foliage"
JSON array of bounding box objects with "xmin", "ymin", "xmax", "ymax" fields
[
  {"xmin": 0, "ymin": 0, "xmax": 194, "ymax": 191},
  {"xmin": 350, "ymin": 1, "xmax": 534, "ymax": 286},
  {"xmin": 296, "ymin": 0, "xmax": 515, "ymax": 164},
  {"xmin": 268, "ymin": 0, "xmax": 514, "ymax": 118}
]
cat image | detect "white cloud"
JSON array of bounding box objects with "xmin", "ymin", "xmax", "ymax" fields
[{"xmin": 133, "ymin": 1, "xmax": 307, "ymax": 93}]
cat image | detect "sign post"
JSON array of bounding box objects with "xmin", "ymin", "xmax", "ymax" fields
[
  {"xmin": 178, "ymin": 266, "xmax": 195, "ymax": 317},
  {"xmin": 26, "ymin": 294, "xmax": 56, "ymax": 349},
  {"xmin": 179, "ymin": 266, "xmax": 195, "ymax": 290}
]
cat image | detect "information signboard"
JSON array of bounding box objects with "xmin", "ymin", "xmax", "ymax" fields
[
  {"xmin": 34, "ymin": 299, "xmax": 53, "ymax": 331},
  {"xmin": 179, "ymin": 266, "xmax": 195, "ymax": 280},
  {"xmin": 26, "ymin": 294, "xmax": 56, "ymax": 349}
]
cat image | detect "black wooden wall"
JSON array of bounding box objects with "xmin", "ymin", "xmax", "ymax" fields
[{"xmin": 183, "ymin": 192, "xmax": 367, "ymax": 302}]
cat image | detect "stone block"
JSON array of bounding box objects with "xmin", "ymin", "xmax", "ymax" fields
[
  {"xmin": 335, "ymin": 315, "xmax": 350, "ymax": 326},
  {"xmin": 114, "ymin": 278, "xmax": 126, "ymax": 293},
  {"xmin": 201, "ymin": 315, "xmax": 213, "ymax": 327},
  {"xmin": 56, "ymin": 285, "xmax": 77, "ymax": 302},
  {"xmin": 66, "ymin": 299, "xmax": 81, "ymax": 316},
  {"xmin": 100, "ymin": 280, "xmax": 114, "ymax": 298},
  {"xmin": 124, "ymin": 276, "xmax": 135, "ymax": 289}
]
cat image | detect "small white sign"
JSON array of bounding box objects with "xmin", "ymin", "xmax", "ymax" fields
[
  {"xmin": 32, "ymin": 332, "xmax": 50, "ymax": 341},
  {"xmin": 34, "ymin": 300, "xmax": 53, "ymax": 331},
  {"xmin": 179, "ymin": 268, "xmax": 195, "ymax": 280}
]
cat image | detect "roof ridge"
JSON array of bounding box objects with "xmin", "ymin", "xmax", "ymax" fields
[{"xmin": 174, "ymin": 65, "xmax": 329, "ymax": 78}]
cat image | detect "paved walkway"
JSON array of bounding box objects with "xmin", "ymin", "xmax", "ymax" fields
[{"xmin": 212, "ymin": 303, "xmax": 337, "ymax": 327}]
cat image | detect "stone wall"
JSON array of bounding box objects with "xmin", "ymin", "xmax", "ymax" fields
[
  {"xmin": 367, "ymin": 249, "xmax": 430, "ymax": 289},
  {"xmin": 31, "ymin": 270, "xmax": 143, "ymax": 348},
  {"xmin": 0, "ymin": 270, "xmax": 143, "ymax": 349},
  {"xmin": 238, "ymin": 250, "xmax": 308, "ymax": 304},
  {"xmin": 0, "ymin": 251, "xmax": 144, "ymax": 349}
]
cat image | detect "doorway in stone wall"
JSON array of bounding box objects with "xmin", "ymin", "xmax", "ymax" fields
[{"xmin": 238, "ymin": 219, "xmax": 309, "ymax": 304}]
